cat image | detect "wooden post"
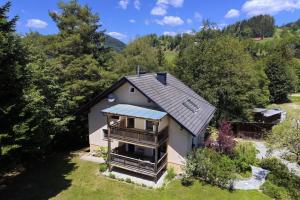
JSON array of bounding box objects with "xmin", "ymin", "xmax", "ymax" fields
[
  {"xmin": 107, "ymin": 115, "xmax": 112, "ymax": 172},
  {"xmin": 154, "ymin": 121, "xmax": 159, "ymax": 183}
]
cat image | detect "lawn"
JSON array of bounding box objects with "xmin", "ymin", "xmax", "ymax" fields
[
  {"xmin": 0, "ymin": 154, "xmax": 271, "ymax": 200},
  {"xmin": 268, "ymin": 93, "xmax": 300, "ymax": 119}
]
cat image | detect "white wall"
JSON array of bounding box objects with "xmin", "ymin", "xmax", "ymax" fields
[
  {"xmin": 88, "ymin": 81, "xmax": 156, "ymax": 150},
  {"xmin": 167, "ymin": 118, "xmax": 193, "ymax": 166}
]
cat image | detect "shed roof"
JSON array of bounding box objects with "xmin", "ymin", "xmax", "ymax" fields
[{"xmin": 102, "ymin": 104, "xmax": 167, "ymax": 120}]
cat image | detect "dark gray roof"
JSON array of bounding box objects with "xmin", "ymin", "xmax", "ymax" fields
[{"xmin": 125, "ymin": 73, "xmax": 215, "ymax": 136}]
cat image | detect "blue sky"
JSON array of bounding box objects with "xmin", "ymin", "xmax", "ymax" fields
[{"xmin": 6, "ymin": 0, "xmax": 300, "ymax": 43}]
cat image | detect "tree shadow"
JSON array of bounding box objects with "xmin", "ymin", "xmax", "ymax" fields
[{"xmin": 0, "ymin": 153, "xmax": 77, "ymax": 200}]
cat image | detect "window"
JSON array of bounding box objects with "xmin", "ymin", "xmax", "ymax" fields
[
  {"xmin": 146, "ymin": 120, "xmax": 154, "ymax": 131},
  {"xmin": 129, "ymin": 87, "xmax": 135, "ymax": 93},
  {"xmin": 111, "ymin": 115, "xmax": 119, "ymax": 120},
  {"xmin": 127, "ymin": 117, "xmax": 135, "ymax": 128}
]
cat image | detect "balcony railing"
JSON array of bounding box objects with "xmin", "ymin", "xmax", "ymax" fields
[
  {"xmin": 109, "ymin": 122, "xmax": 168, "ymax": 147},
  {"xmin": 110, "ymin": 146, "xmax": 168, "ymax": 177}
]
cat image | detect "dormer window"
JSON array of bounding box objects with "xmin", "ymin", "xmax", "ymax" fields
[{"xmin": 129, "ymin": 87, "xmax": 135, "ymax": 93}]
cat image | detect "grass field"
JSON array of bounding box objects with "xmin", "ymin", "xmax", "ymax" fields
[
  {"xmin": 0, "ymin": 154, "xmax": 271, "ymax": 200},
  {"xmin": 268, "ymin": 93, "xmax": 300, "ymax": 119}
]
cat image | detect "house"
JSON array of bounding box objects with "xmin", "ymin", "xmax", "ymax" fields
[{"xmin": 83, "ymin": 72, "xmax": 215, "ymax": 181}]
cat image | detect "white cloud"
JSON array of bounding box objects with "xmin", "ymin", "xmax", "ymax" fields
[
  {"xmin": 119, "ymin": 0, "xmax": 129, "ymax": 10},
  {"xmin": 163, "ymin": 30, "xmax": 194, "ymax": 37},
  {"xmin": 107, "ymin": 32, "xmax": 127, "ymax": 40},
  {"xmin": 182, "ymin": 29, "xmax": 194, "ymax": 34},
  {"xmin": 26, "ymin": 19, "xmax": 48, "ymax": 29},
  {"xmin": 156, "ymin": 16, "xmax": 184, "ymax": 26},
  {"xmin": 151, "ymin": 5, "xmax": 167, "ymax": 16},
  {"xmin": 150, "ymin": 0, "xmax": 184, "ymax": 16},
  {"xmin": 225, "ymin": 9, "xmax": 240, "ymax": 18},
  {"xmin": 134, "ymin": 0, "xmax": 141, "ymax": 10},
  {"xmin": 187, "ymin": 18, "xmax": 193, "ymax": 24},
  {"xmin": 157, "ymin": 0, "xmax": 184, "ymax": 8},
  {"xmin": 163, "ymin": 31, "xmax": 177, "ymax": 36},
  {"xmin": 129, "ymin": 19, "xmax": 136, "ymax": 23},
  {"xmin": 242, "ymin": 0, "xmax": 300, "ymax": 16},
  {"xmin": 194, "ymin": 12, "xmax": 202, "ymax": 21}
]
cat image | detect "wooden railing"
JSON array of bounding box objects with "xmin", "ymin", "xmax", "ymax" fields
[
  {"xmin": 109, "ymin": 123, "xmax": 168, "ymax": 147},
  {"xmin": 110, "ymin": 148, "xmax": 168, "ymax": 176}
]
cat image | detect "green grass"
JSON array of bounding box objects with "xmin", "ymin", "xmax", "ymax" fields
[
  {"xmin": 0, "ymin": 154, "xmax": 271, "ymax": 200},
  {"xmin": 267, "ymin": 93, "xmax": 300, "ymax": 119}
]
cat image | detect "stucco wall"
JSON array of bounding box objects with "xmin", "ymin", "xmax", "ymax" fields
[
  {"xmin": 88, "ymin": 81, "xmax": 156, "ymax": 150},
  {"xmin": 167, "ymin": 118, "xmax": 193, "ymax": 166}
]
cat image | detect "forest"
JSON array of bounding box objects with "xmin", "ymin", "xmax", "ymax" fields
[{"xmin": 0, "ymin": 0, "xmax": 300, "ymax": 170}]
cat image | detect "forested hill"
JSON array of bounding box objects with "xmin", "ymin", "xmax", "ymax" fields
[
  {"xmin": 104, "ymin": 34, "xmax": 126, "ymax": 52},
  {"xmin": 281, "ymin": 19, "xmax": 300, "ymax": 30}
]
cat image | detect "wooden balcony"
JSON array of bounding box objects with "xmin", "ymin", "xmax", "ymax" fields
[
  {"xmin": 109, "ymin": 122, "xmax": 169, "ymax": 148},
  {"xmin": 110, "ymin": 146, "xmax": 168, "ymax": 177}
]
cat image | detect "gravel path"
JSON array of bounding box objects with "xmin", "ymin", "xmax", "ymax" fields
[
  {"xmin": 253, "ymin": 141, "xmax": 300, "ymax": 176},
  {"xmin": 233, "ymin": 166, "xmax": 269, "ymax": 190}
]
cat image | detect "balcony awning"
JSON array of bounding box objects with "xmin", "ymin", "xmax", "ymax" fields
[{"xmin": 102, "ymin": 104, "xmax": 167, "ymax": 120}]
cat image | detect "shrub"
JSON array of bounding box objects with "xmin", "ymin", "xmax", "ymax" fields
[
  {"xmin": 233, "ymin": 142, "xmax": 256, "ymax": 173},
  {"xmin": 261, "ymin": 181, "xmax": 291, "ymax": 200},
  {"xmin": 165, "ymin": 167, "xmax": 176, "ymax": 182},
  {"xmin": 181, "ymin": 175, "xmax": 193, "ymax": 187},
  {"xmin": 99, "ymin": 163, "xmax": 108, "ymax": 172},
  {"xmin": 260, "ymin": 157, "xmax": 300, "ymax": 200},
  {"xmin": 108, "ymin": 173, "xmax": 115, "ymax": 179},
  {"xmin": 125, "ymin": 178, "xmax": 131, "ymax": 183},
  {"xmin": 99, "ymin": 147, "xmax": 108, "ymax": 162},
  {"xmin": 185, "ymin": 148, "xmax": 236, "ymax": 188}
]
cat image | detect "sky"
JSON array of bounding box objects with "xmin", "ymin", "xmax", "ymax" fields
[{"xmin": 6, "ymin": 0, "xmax": 300, "ymax": 43}]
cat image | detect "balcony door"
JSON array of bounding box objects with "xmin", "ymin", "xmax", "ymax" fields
[{"xmin": 127, "ymin": 117, "xmax": 135, "ymax": 128}]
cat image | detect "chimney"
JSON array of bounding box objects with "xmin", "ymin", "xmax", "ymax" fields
[
  {"xmin": 157, "ymin": 72, "xmax": 167, "ymax": 85},
  {"xmin": 136, "ymin": 65, "xmax": 140, "ymax": 76}
]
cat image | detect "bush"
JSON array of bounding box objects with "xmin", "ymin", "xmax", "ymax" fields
[
  {"xmin": 260, "ymin": 157, "xmax": 300, "ymax": 200},
  {"xmin": 181, "ymin": 175, "xmax": 193, "ymax": 187},
  {"xmin": 261, "ymin": 181, "xmax": 291, "ymax": 200},
  {"xmin": 108, "ymin": 173, "xmax": 115, "ymax": 179},
  {"xmin": 125, "ymin": 178, "xmax": 131, "ymax": 183},
  {"xmin": 165, "ymin": 167, "xmax": 176, "ymax": 182},
  {"xmin": 185, "ymin": 148, "xmax": 236, "ymax": 188},
  {"xmin": 233, "ymin": 142, "xmax": 256, "ymax": 173},
  {"xmin": 99, "ymin": 163, "xmax": 108, "ymax": 172}
]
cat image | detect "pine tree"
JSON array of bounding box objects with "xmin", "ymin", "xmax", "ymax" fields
[{"xmin": 0, "ymin": 2, "xmax": 27, "ymax": 160}]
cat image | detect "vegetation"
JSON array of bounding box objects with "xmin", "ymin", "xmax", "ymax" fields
[
  {"xmin": 185, "ymin": 148, "xmax": 236, "ymax": 188},
  {"xmin": 233, "ymin": 142, "xmax": 257, "ymax": 175},
  {"xmin": 224, "ymin": 15, "xmax": 275, "ymax": 38},
  {"xmin": 165, "ymin": 167, "xmax": 176, "ymax": 182},
  {"xmin": 1, "ymin": 1, "xmax": 300, "ymax": 198},
  {"xmin": 175, "ymin": 33, "xmax": 269, "ymax": 120},
  {"xmin": 99, "ymin": 163, "xmax": 107, "ymax": 172},
  {"xmin": 0, "ymin": 154, "xmax": 271, "ymax": 200},
  {"xmin": 259, "ymin": 157, "xmax": 300, "ymax": 200},
  {"xmin": 267, "ymin": 120, "xmax": 300, "ymax": 163}
]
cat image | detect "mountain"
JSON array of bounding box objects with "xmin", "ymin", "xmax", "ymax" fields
[
  {"xmin": 104, "ymin": 35, "xmax": 126, "ymax": 52},
  {"xmin": 281, "ymin": 19, "xmax": 300, "ymax": 30}
]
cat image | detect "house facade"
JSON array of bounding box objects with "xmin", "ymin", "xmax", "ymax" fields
[{"xmin": 84, "ymin": 72, "xmax": 215, "ymax": 181}]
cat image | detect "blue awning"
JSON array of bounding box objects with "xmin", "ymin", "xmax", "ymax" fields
[{"xmin": 102, "ymin": 104, "xmax": 167, "ymax": 120}]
